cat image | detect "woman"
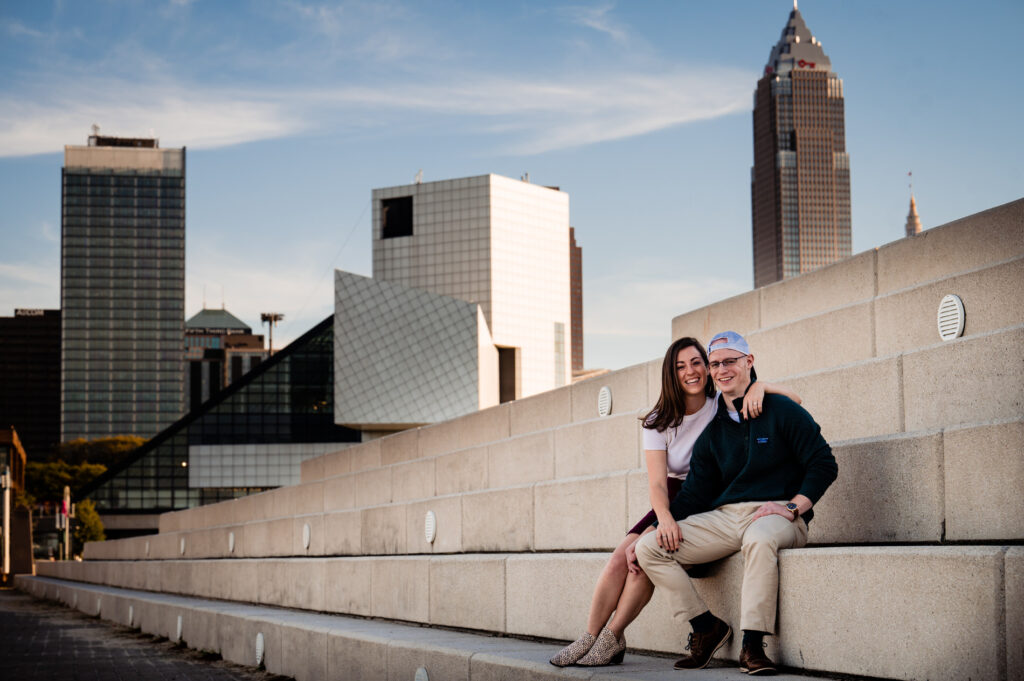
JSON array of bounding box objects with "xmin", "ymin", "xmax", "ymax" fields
[{"xmin": 549, "ymin": 336, "xmax": 801, "ymax": 667}]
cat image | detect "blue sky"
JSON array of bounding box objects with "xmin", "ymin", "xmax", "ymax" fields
[{"xmin": 2, "ymin": 0, "xmax": 1022, "ymax": 370}]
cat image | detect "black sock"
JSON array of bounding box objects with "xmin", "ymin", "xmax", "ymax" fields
[
  {"xmin": 689, "ymin": 611, "xmax": 717, "ymax": 633},
  {"xmin": 742, "ymin": 630, "xmax": 766, "ymax": 649}
]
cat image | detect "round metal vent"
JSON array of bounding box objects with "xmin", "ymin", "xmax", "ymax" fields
[
  {"xmin": 937, "ymin": 294, "xmax": 965, "ymax": 341},
  {"xmin": 175, "ymin": 615, "xmax": 183, "ymax": 642},
  {"xmin": 597, "ymin": 386, "xmax": 613, "ymax": 417},
  {"xmin": 302, "ymin": 523, "xmax": 312, "ymax": 550},
  {"xmin": 96, "ymin": 598, "xmax": 102, "ymax": 616},
  {"xmin": 72, "ymin": 593, "xmax": 78, "ymax": 608},
  {"xmin": 144, "ymin": 540, "xmax": 150, "ymax": 557},
  {"xmin": 424, "ymin": 511, "xmax": 437, "ymax": 544},
  {"xmin": 228, "ymin": 531, "xmax": 235, "ymax": 553},
  {"xmin": 255, "ymin": 632, "xmax": 266, "ymax": 667},
  {"xmin": 128, "ymin": 605, "xmax": 134, "ymax": 627},
  {"xmin": 414, "ymin": 667, "xmax": 430, "ymax": 681},
  {"xmin": 179, "ymin": 537, "xmax": 186, "ymax": 556}
]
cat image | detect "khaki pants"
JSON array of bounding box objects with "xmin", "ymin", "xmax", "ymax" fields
[{"xmin": 634, "ymin": 501, "xmax": 808, "ymax": 633}]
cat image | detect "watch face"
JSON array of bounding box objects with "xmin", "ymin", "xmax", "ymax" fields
[{"xmin": 786, "ymin": 503, "xmax": 798, "ymax": 512}]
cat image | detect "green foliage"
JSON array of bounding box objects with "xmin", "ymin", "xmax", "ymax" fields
[
  {"xmin": 54, "ymin": 435, "xmax": 146, "ymax": 467},
  {"xmin": 25, "ymin": 460, "xmax": 107, "ymax": 503},
  {"xmin": 73, "ymin": 498, "xmax": 105, "ymax": 552}
]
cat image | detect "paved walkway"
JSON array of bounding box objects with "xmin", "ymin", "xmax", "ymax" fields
[{"xmin": 0, "ymin": 588, "xmax": 292, "ymax": 681}]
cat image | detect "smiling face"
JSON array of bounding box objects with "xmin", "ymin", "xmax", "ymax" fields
[
  {"xmin": 675, "ymin": 345, "xmax": 709, "ymax": 397},
  {"xmin": 708, "ymin": 348, "xmax": 754, "ymax": 402}
]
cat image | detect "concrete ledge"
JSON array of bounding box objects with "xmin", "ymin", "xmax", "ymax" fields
[{"xmin": 570, "ymin": 362, "xmax": 649, "ymax": 422}]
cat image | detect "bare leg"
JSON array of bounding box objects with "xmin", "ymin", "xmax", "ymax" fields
[
  {"xmin": 585, "ymin": 534, "xmax": 640, "ymax": 635},
  {"xmin": 607, "ymin": 567, "xmax": 655, "ymax": 638}
]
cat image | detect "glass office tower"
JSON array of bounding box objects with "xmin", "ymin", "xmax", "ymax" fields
[
  {"xmin": 751, "ymin": 6, "xmax": 851, "ymax": 288},
  {"xmin": 61, "ymin": 135, "xmax": 185, "ymax": 441}
]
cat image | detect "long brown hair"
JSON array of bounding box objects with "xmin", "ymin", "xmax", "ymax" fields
[{"xmin": 640, "ymin": 337, "xmax": 714, "ymax": 432}]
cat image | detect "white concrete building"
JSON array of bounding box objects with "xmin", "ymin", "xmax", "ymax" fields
[{"xmin": 371, "ymin": 174, "xmax": 571, "ymax": 400}]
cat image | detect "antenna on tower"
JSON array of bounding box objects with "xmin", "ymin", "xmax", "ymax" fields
[
  {"xmin": 414, "ymin": 169, "xmax": 423, "ymax": 184},
  {"xmin": 202, "ymin": 284, "xmax": 207, "ymax": 309},
  {"xmin": 794, "ymin": 0, "xmax": 798, "ymax": 10},
  {"xmin": 908, "ymin": 170, "xmax": 914, "ymax": 195}
]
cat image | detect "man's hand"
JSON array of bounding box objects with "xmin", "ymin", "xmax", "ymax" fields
[{"xmin": 752, "ymin": 501, "xmax": 795, "ymax": 521}]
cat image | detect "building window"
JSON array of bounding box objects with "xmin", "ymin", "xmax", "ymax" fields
[{"xmin": 381, "ymin": 196, "xmax": 413, "ymax": 239}]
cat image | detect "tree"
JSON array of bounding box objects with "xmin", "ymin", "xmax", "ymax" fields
[
  {"xmin": 25, "ymin": 460, "xmax": 107, "ymax": 504},
  {"xmin": 73, "ymin": 498, "xmax": 105, "ymax": 553},
  {"xmin": 54, "ymin": 435, "xmax": 146, "ymax": 468}
]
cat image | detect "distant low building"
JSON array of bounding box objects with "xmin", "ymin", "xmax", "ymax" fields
[
  {"xmin": 0, "ymin": 309, "xmax": 60, "ymax": 460},
  {"xmin": 185, "ymin": 307, "xmax": 267, "ymax": 410}
]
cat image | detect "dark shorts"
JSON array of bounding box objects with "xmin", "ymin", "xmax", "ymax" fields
[{"xmin": 627, "ymin": 476, "xmax": 683, "ymax": 535}]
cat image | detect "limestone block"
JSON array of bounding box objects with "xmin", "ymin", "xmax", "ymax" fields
[
  {"xmin": 553, "ymin": 413, "xmax": 640, "ymax": 478},
  {"xmin": 185, "ymin": 528, "xmax": 213, "ymax": 559},
  {"xmin": 571, "ymin": 363, "xmax": 649, "ymax": 422},
  {"xmin": 435, "ymin": 445, "xmax": 489, "ymax": 495},
  {"xmin": 159, "ymin": 510, "xmax": 184, "ymax": 533},
  {"xmin": 248, "ymin": 489, "xmax": 279, "ymax": 521},
  {"xmin": 134, "ymin": 599, "xmax": 170, "ymax": 637},
  {"xmin": 811, "ymin": 432, "xmax": 944, "ymax": 543},
  {"xmin": 761, "ymin": 250, "xmax": 877, "ymax": 328},
  {"xmin": 361, "ymin": 505, "xmax": 407, "ymax": 555},
  {"xmin": 510, "ymin": 388, "xmax": 572, "ymax": 436},
  {"xmin": 143, "ymin": 559, "xmax": 162, "ymax": 591},
  {"xmin": 257, "ymin": 559, "xmax": 325, "ymax": 611},
  {"xmin": 180, "ymin": 607, "xmax": 221, "ymax": 653},
  {"xmin": 419, "ymin": 421, "xmax": 461, "ymax": 459},
  {"xmin": 327, "ymin": 632, "xmax": 390, "ymax": 681},
  {"xmin": 671, "ymin": 288, "xmax": 761, "ymax": 345},
  {"xmin": 218, "ymin": 612, "xmax": 281, "ymax": 670},
  {"xmin": 324, "ymin": 558, "xmax": 374, "ymax": 616},
  {"xmin": 287, "ymin": 482, "xmax": 325, "ymax": 516},
  {"xmin": 386, "ymin": 641, "xmax": 472, "ymax": 681},
  {"xmin": 462, "ymin": 485, "xmax": 534, "ymax": 552},
  {"xmin": 1007, "ymin": 547, "xmax": 1024, "ymax": 681},
  {"xmin": 323, "ymin": 510, "xmax": 362, "ymax": 555},
  {"xmin": 242, "ymin": 518, "xmax": 294, "ymax": 558},
  {"xmin": 293, "ymin": 514, "xmax": 325, "ymax": 556},
  {"xmin": 505, "ymin": 554, "xmax": 605, "ymax": 639},
  {"xmin": 456, "ymin": 403, "xmax": 512, "ymax": 450},
  {"xmin": 778, "ymin": 546, "xmax": 1006, "ymax": 681},
  {"xmin": 488, "ymin": 432, "xmax": 555, "ymax": 487},
  {"xmin": 148, "ymin": 532, "xmax": 181, "ymax": 560},
  {"xmin": 903, "ymin": 327, "xmax": 1024, "ymax": 431},
  {"xmin": 380, "ymin": 428, "xmax": 421, "ymax": 466},
  {"xmin": 429, "ymin": 555, "xmax": 506, "ymax": 632},
  {"xmin": 626, "ymin": 469, "xmax": 651, "ymax": 529},
  {"xmin": 159, "ymin": 561, "xmax": 190, "ymax": 595},
  {"xmin": 300, "ymin": 454, "xmax": 324, "ymax": 484},
  {"xmin": 747, "ymin": 302, "xmax": 874, "ymax": 379},
  {"xmin": 944, "ymin": 419, "xmax": 1024, "ymax": 541},
  {"xmin": 645, "ymin": 358, "xmax": 662, "ymax": 410},
  {"xmin": 786, "ymin": 358, "xmax": 902, "ymax": 442},
  {"xmin": 208, "ymin": 560, "xmax": 258, "ymax": 602},
  {"xmin": 534, "ymin": 474, "xmax": 628, "ymax": 550},
  {"xmin": 406, "ymin": 496, "xmax": 462, "ymax": 554},
  {"xmin": 277, "ymin": 623, "xmax": 328, "ymax": 681},
  {"xmin": 81, "ymin": 538, "xmax": 110, "ymax": 561},
  {"xmin": 372, "ymin": 557, "xmax": 430, "ymax": 622},
  {"xmin": 391, "ymin": 458, "xmax": 435, "ymax": 502},
  {"xmin": 354, "ymin": 467, "xmax": 392, "ymax": 508},
  {"xmin": 349, "ymin": 439, "xmax": 383, "ymax": 472},
  {"xmin": 875, "ymin": 257, "xmax": 1024, "ymax": 357},
  {"xmin": 877, "ymin": 198, "xmax": 1024, "ymax": 294},
  {"xmin": 323, "ymin": 473, "xmax": 356, "ymax": 511}
]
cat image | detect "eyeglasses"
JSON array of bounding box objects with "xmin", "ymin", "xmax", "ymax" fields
[{"xmin": 708, "ymin": 356, "xmax": 747, "ymax": 371}]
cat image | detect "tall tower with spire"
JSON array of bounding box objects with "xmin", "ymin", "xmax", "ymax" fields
[
  {"xmin": 751, "ymin": 3, "xmax": 852, "ymax": 287},
  {"xmin": 905, "ymin": 195, "xmax": 922, "ymax": 237}
]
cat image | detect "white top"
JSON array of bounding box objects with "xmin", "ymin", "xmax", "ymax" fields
[{"xmin": 642, "ymin": 394, "xmax": 719, "ymax": 479}]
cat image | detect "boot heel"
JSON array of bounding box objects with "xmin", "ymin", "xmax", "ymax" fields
[{"xmin": 611, "ymin": 649, "xmax": 625, "ymax": 664}]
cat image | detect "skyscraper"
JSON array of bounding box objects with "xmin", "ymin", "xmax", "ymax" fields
[
  {"xmin": 751, "ymin": 4, "xmax": 851, "ymax": 288},
  {"xmin": 61, "ymin": 134, "xmax": 185, "ymax": 441}
]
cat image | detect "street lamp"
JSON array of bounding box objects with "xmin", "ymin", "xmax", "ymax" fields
[{"xmin": 261, "ymin": 312, "xmax": 284, "ymax": 354}]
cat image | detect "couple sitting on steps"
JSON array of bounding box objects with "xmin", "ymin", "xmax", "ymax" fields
[{"xmin": 550, "ymin": 331, "xmax": 838, "ymax": 676}]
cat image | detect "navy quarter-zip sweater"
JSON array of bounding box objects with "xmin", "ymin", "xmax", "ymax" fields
[{"xmin": 668, "ymin": 392, "xmax": 837, "ymax": 525}]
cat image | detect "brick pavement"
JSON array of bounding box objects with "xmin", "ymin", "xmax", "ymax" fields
[{"xmin": 0, "ymin": 588, "xmax": 293, "ymax": 681}]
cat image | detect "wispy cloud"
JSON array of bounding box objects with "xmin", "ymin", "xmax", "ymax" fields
[
  {"xmin": 559, "ymin": 2, "xmax": 629, "ymax": 44},
  {"xmin": 39, "ymin": 220, "xmax": 57, "ymax": 243},
  {"xmin": 0, "ymin": 63, "xmax": 750, "ymax": 157}
]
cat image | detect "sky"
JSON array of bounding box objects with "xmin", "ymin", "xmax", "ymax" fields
[{"xmin": 1, "ymin": 0, "xmax": 1022, "ymax": 371}]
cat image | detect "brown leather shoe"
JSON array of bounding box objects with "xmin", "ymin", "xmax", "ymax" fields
[
  {"xmin": 739, "ymin": 643, "xmax": 777, "ymax": 675},
  {"xmin": 673, "ymin": 616, "xmax": 731, "ymax": 670}
]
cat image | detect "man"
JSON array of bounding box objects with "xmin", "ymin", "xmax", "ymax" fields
[{"xmin": 635, "ymin": 331, "xmax": 837, "ymax": 675}]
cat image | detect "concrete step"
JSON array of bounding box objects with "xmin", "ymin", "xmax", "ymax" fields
[
  {"xmin": 86, "ymin": 417, "xmax": 1023, "ymax": 561},
  {"xmin": 36, "ymin": 545, "xmax": 1024, "ymax": 681},
  {"xmin": 17, "ymin": 575, "xmax": 865, "ymax": 681}
]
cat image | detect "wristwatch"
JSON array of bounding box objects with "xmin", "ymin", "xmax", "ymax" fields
[{"xmin": 785, "ymin": 502, "xmax": 800, "ymax": 521}]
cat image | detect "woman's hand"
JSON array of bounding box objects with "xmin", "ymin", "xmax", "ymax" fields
[
  {"xmin": 625, "ymin": 536, "xmax": 644, "ymax": 574},
  {"xmin": 655, "ymin": 513, "xmax": 682, "ymax": 553},
  {"xmin": 742, "ymin": 380, "xmax": 767, "ymax": 420}
]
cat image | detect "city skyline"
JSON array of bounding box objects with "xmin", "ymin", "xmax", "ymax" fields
[{"xmin": 2, "ymin": 1, "xmax": 1022, "ymax": 371}]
